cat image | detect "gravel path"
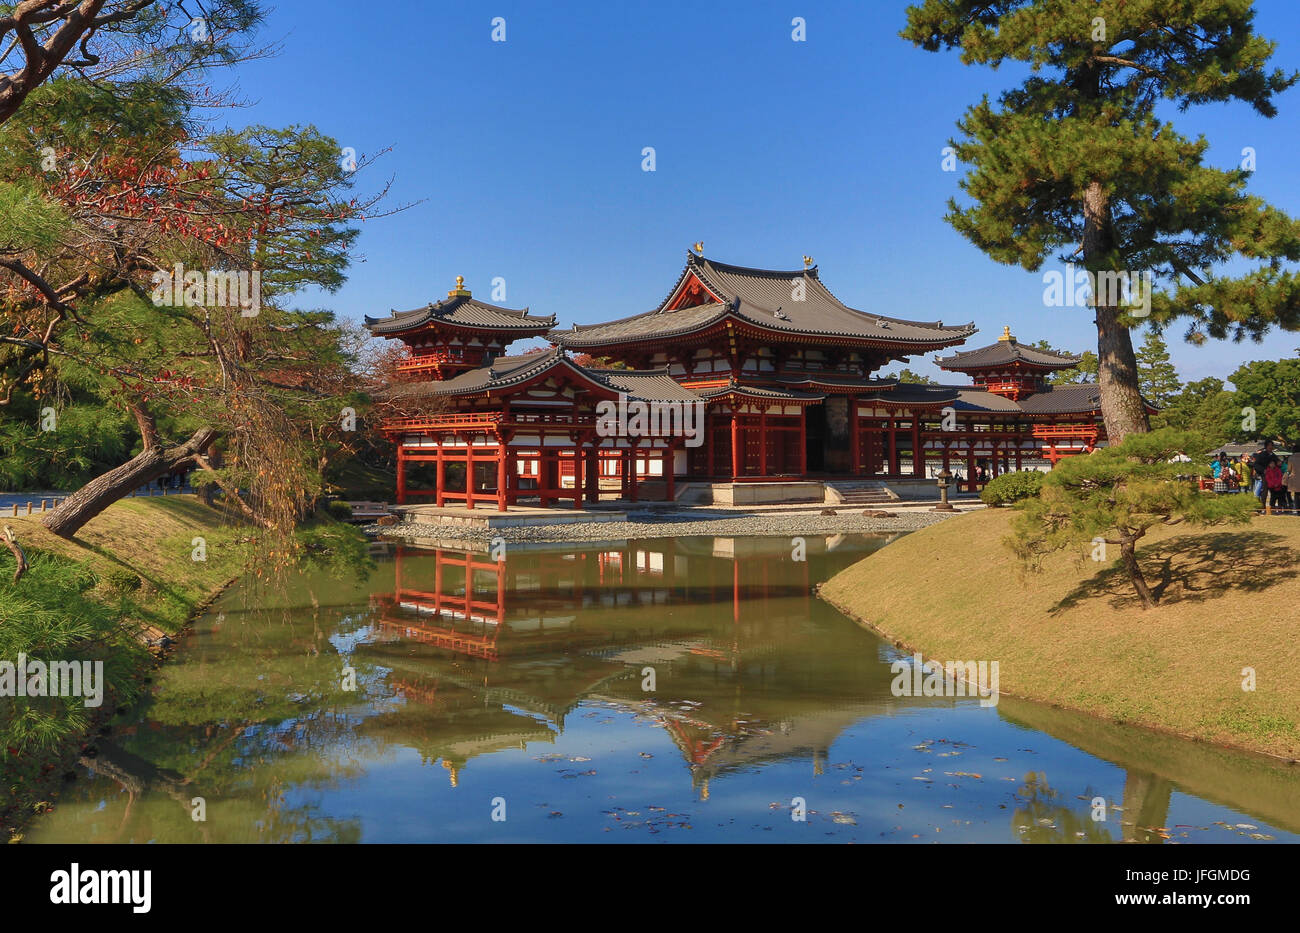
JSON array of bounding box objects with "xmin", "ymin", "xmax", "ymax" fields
[{"xmin": 365, "ymin": 506, "xmax": 969, "ymax": 544}]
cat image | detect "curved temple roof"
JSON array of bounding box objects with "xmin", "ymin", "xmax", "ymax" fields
[
  {"xmin": 935, "ymin": 331, "xmax": 1080, "ymax": 371},
  {"xmin": 548, "ymin": 252, "xmax": 976, "ymax": 350},
  {"xmin": 365, "ymin": 295, "xmax": 557, "ymax": 336},
  {"xmin": 383, "ymin": 347, "xmax": 705, "ymax": 404}
]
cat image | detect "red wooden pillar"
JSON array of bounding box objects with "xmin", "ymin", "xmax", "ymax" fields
[
  {"xmin": 628, "ymin": 442, "xmax": 639, "ymax": 502},
  {"xmin": 911, "ymin": 412, "xmax": 923, "ymax": 478},
  {"xmin": 572, "ymin": 445, "xmax": 583, "ymax": 510},
  {"xmin": 965, "ymin": 440, "xmax": 976, "ymax": 492},
  {"xmin": 758, "ymin": 409, "xmax": 768, "ymax": 477},
  {"xmin": 706, "ymin": 414, "xmax": 716, "ymax": 477},
  {"xmin": 495, "ymin": 441, "xmax": 507, "ymax": 512},
  {"xmin": 989, "ymin": 440, "xmax": 1000, "ymax": 479},
  {"xmin": 730, "ymin": 409, "xmax": 741, "ymax": 479},
  {"xmin": 435, "ymin": 443, "xmax": 446, "ymax": 507},
  {"xmin": 585, "ymin": 444, "xmax": 599, "ymax": 504},
  {"xmin": 849, "ymin": 400, "xmax": 860, "ymax": 474},
  {"xmin": 465, "ymin": 440, "xmax": 475, "ymax": 510},
  {"xmin": 396, "ymin": 445, "xmax": 407, "ymax": 505},
  {"xmin": 889, "ymin": 416, "xmax": 901, "ymax": 476},
  {"xmin": 798, "ymin": 409, "xmax": 808, "ymax": 476},
  {"xmin": 665, "ymin": 443, "xmax": 676, "ymax": 502},
  {"xmin": 942, "ymin": 440, "xmax": 951, "ymax": 475}
]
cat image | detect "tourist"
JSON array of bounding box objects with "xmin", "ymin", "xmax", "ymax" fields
[
  {"xmin": 1250, "ymin": 441, "xmax": 1280, "ymax": 508},
  {"xmin": 1285, "ymin": 458, "xmax": 1300, "ymax": 513},
  {"xmin": 1264, "ymin": 459, "xmax": 1285, "ymax": 511},
  {"xmin": 1222, "ymin": 460, "xmax": 1239, "ymax": 492}
]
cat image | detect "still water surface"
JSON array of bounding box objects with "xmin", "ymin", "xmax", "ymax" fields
[{"xmin": 27, "ymin": 534, "xmax": 1300, "ymax": 843}]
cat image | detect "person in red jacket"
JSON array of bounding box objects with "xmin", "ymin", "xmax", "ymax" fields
[{"xmin": 1264, "ymin": 461, "xmax": 1286, "ymax": 510}]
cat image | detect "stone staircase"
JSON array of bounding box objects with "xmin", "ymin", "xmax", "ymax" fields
[{"xmin": 824, "ymin": 480, "xmax": 897, "ymax": 506}]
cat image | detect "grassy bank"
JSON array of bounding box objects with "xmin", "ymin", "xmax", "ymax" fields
[
  {"xmin": 1, "ymin": 497, "xmax": 247, "ymax": 838},
  {"xmin": 819, "ymin": 508, "xmax": 1300, "ymax": 761}
]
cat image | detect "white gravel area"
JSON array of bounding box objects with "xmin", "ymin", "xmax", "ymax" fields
[{"xmin": 364, "ymin": 506, "xmax": 970, "ymax": 544}]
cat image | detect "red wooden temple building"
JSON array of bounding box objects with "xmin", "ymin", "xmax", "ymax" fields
[{"xmin": 367, "ymin": 251, "xmax": 1138, "ymax": 509}]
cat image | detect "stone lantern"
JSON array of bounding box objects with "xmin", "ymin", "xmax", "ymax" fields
[{"xmin": 933, "ymin": 468, "xmax": 956, "ymax": 512}]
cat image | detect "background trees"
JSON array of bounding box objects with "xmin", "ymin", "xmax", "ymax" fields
[
  {"xmin": 0, "ymin": 19, "xmax": 397, "ymax": 540},
  {"xmin": 903, "ymin": 0, "xmax": 1300, "ymax": 444}
]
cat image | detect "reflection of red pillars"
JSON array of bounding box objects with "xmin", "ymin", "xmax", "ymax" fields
[
  {"xmin": 434, "ymin": 553, "xmax": 443, "ymax": 615},
  {"xmin": 732, "ymin": 559, "xmax": 740, "ymax": 623}
]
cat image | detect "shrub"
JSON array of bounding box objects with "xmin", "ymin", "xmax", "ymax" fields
[
  {"xmin": 105, "ymin": 568, "xmax": 142, "ymax": 594},
  {"xmin": 324, "ymin": 500, "xmax": 353, "ymax": 520},
  {"xmin": 980, "ymin": 470, "xmax": 1046, "ymax": 506}
]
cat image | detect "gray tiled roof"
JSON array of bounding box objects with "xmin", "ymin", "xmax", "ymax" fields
[
  {"xmin": 382, "ymin": 349, "xmax": 705, "ymax": 404},
  {"xmin": 951, "ymin": 389, "xmax": 1028, "ymax": 413},
  {"xmin": 549, "ymin": 253, "xmax": 976, "ymax": 349},
  {"xmin": 697, "ymin": 383, "xmax": 826, "ymax": 402},
  {"xmin": 771, "ymin": 373, "xmax": 899, "ymax": 391},
  {"xmin": 384, "ymin": 348, "xmax": 569, "ymax": 397},
  {"xmin": 869, "ymin": 384, "xmax": 963, "ymax": 406},
  {"xmin": 1017, "ymin": 383, "xmax": 1104, "ymax": 414},
  {"xmin": 596, "ymin": 370, "xmax": 704, "ymax": 403},
  {"xmin": 935, "ymin": 339, "xmax": 1080, "ymax": 371},
  {"xmin": 365, "ymin": 295, "xmax": 556, "ymax": 335}
]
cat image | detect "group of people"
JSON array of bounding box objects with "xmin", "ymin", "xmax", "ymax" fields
[{"xmin": 1212, "ymin": 440, "xmax": 1300, "ymax": 511}]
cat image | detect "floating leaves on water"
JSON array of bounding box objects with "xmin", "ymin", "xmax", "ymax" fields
[
  {"xmin": 944, "ymin": 771, "xmax": 982, "ymax": 779},
  {"xmin": 831, "ymin": 812, "xmax": 857, "ymax": 825}
]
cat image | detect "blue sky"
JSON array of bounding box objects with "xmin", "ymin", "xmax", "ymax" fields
[{"xmin": 228, "ymin": 0, "xmax": 1300, "ymax": 384}]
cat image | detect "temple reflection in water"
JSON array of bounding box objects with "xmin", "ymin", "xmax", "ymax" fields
[{"xmin": 360, "ymin": 535, "xmax": 912, "ymax": 795}]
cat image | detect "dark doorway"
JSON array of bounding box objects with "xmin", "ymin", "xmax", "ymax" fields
[{"xmin": 805, "ymin": 404, "xmax": 827, "ymax": 473}]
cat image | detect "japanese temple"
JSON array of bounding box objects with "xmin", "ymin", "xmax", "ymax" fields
[{"xmin": 366, "ymin": 249, "xmax": 1134, "ymax": 510}]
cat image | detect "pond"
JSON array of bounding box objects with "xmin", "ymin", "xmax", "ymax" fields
[{"xmin": 25, "ymin": 534, "xmax": 1300, "ymax": 843}]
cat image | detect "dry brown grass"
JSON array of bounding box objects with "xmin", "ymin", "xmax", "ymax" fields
[
  {"xmin": 819, "ymin": 508, "xmax": 1300, "ymax": 759},
  {"xmin": 4, "ymin": 496, "xmax": 245, "ymax": 634}
]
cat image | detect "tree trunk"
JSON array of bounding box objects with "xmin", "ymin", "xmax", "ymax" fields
[
  {"xmin": 1119, "ymin": 538, "xmax": 1156, "ymax": 609},
  {"xmin": 42, "ymin": 421, "xmax": 217, "ymax": 539},
  {"xmin": 1083, "ymin": 181, "xmax": 1151, "ymax": 445}
]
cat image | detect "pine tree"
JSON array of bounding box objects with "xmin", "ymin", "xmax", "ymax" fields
[
  {"xmin": 903, "ymin": 1, "xmax": 1300, "ymax": 444},
  {"xmin": 1135, "ymin": 330, "xmax": 1181, "ymax": 407}
]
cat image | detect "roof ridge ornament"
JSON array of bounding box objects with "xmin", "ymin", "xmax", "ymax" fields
[
  {"xmin": 692, "ymin": 241, "xmax": 704, "ymax": 256},
  {"xmin": 802, "ymin": 255, "xmax": 813, "ymax": 268},
  {"xmin": 999, "ymin": 325, "xmax": 1015, "ymax": 343},
  {"xmin": 448, "ymin": 275, "xmax": 471, "ymax": 298}
]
